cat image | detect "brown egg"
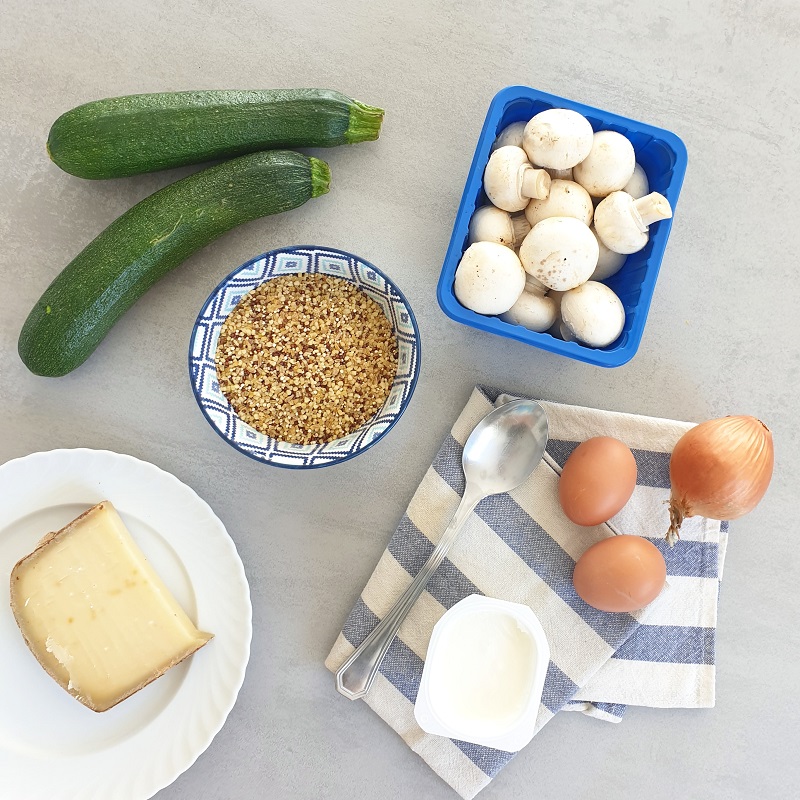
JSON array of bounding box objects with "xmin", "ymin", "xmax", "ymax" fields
[
  {"xmin": 558, "ymin": 436, "xmax": 637, "ymax": 526},
  {"xmin": 573, "ymin": 535, "xmax": 667, "ymax": 612}
]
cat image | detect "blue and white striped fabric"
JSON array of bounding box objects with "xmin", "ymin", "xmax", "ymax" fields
[{"xmin": 326, "ymin": 386, "xmax": 728, "ymax": 799}]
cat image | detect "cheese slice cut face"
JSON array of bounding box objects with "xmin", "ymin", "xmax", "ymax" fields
[{"xmin": 10, "ymin": 501, "xmax": 213, "ymax": 712}]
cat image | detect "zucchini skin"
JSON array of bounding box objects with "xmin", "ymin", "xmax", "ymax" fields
[
  {"xmin": 47, "ymin": 88, "xmax": 384, "ymax": 179},
  {"xmin": 19, "ymin": 150, "xmax": 331, "ymax": 377}
]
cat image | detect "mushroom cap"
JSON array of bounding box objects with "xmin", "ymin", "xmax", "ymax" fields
[
  {"xmin": 468, "ymin": 206, "xmax": 531, "ymax": 248},
  {"xmin": 468, "ymin": 205, "xmax": 515, "ymax": 247},
  {"xmin": 590, "ymin": 226, "xmax": 627, "ymax": 280},
  {"xmin": 518, "ymin": 216, "xmax": 599, "ymax": 292},
  {"xmin": 522, "ymin": 108, "xmax": 594, "ymax": 170},
  {"xmin": 623, "ymin": 162, "xmax": 650, "ymax": 199},
  {"xmin": 492, "ymin": 120, "xmax": 526, "ymax": 151},
  {"xmin": 454, "ymin": 241, "xmax": 526, "ymax": 315},
  {"xmin": 500, "ymin": 290, "xmax": 557, "ymax": 332},
  {"xmin": 594, "ymin": 191, "xmax": 648, "ymax": 254},
  {"xmin": 483, "ymin": 145, "xmax": 531, "ymax": 212},
  {"xmin": 561, "ymin": 281, "xmax": 626, "ymax": 347},
  {"xmin": 572, "ymin": 131, "xmax": 636, "ymax": 198},
  {"xmin": 525, "ymin": 179, "xmax": 593, "ymax": 228}
]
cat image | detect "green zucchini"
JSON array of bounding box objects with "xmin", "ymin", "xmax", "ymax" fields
[
  {"xmin": 19, "ymin": 150, "xmax": 330, "ymax": 377},
  {"xmin": 47, "ymin": 88, "xmax": 383, "ymax": 179}
]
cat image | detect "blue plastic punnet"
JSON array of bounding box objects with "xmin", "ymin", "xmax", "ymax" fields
[{"xmin": 436, "ymin": 85, "xmax": 688, "ymax": 368}]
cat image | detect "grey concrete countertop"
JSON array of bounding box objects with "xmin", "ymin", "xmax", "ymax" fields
[{"xmin": 2, "ymin": 2, "xmax": 798, "ymax": 798}]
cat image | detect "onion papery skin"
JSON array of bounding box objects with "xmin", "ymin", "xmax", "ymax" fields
[{"xmin": 667, "ymin": 416, "xmax": 774, "ymax": 546}]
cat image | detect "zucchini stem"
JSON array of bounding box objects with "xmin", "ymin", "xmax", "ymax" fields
[
  {"xmin": 310, "ymin": 157, "xmax": 331, "ymax": 198},
  {"xmin": 345, "ymin": 100, "xmax": 385, "ymax": 144}
]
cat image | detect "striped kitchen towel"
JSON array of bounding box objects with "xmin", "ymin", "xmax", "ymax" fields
[{"xmin": 325, "ymin": 386, "xmax": 728, "ymax": 799}]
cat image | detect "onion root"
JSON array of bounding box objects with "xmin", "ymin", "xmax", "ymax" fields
[{"xmin": 667, "ymin": 502, "xmax": 686, "ymax": 547}]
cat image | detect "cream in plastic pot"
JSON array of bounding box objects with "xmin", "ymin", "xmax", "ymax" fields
[{"xmin": 414, "ymin": 595, "xmax": 550, "ymax": 751}]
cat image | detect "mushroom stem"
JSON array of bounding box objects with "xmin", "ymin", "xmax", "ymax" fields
[
  {"xmin": 520, "ymin": 167, "xmax": 551, "ymax": 201},
  {"xmin": 633, "ymin": 192, "xmax": 673, "ymax": 228}
]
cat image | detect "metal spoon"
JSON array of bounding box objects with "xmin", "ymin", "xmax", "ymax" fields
[{"xmin": 335, "ymin": 398, "xmax": 549, "ymax": 701}]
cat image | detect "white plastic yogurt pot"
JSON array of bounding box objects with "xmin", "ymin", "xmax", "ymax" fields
[{"xmin": 414, "ymin": 595, "xmax": 550, "ymax": 751}]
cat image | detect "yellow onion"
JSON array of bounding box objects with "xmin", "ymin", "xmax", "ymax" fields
[{"xmin": 667, "ymin": 415, "xmax": 774, "ymax": 545}]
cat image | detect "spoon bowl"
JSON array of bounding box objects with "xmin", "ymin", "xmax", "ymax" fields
[
  {"xmin": 336, "ymin": 398, "xmax": 549, "ymax": 700},
  {"xmin": 463, "ymin": 399, "xmax": 549, "ymax": 495}
]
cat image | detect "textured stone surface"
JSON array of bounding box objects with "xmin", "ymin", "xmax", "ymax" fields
[{"xmin": 1, "ymin": 1, "xmax": 797, "ymax": 798}]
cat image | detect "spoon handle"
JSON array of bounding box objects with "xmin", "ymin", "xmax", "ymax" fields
[{"xmin": 335, "ymin": 484, "xmax": 484, "ymax": 701}]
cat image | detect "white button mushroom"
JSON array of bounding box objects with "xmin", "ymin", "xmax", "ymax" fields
[
  {"xmin": 559, "ymin": 322, "xmax": 577, "ymax": 341},
  {"xmin": 499, "ymin": 290, "xmax": 558, "ymax": 332},
  {"xmin": 572, "ymin": 131, "xmax": 636, "ymax": 198},
  {"xmin": 589, "ymin": 226, "xmax": 627, "ymax": 280},
  {"xmin": 454, "ymin": 241, "xmax": 526, "ymax": 315},
  {"xmin": 623, "ymin": 162, "xmax": 650, "ymax": 199},
  {"xmin": 491, "ymin": 120, "xmax": 526, "ymax": 151},
  {"xmin": 594, "ymin": 191, "xmax": 673, "ymax": 254},
  {"xmin": 522, "ymin": 108, "xmax": 594, "ymax": 171},
  {"xmin": 525, "ymin": 179, "xmax": 594, "ymax": 228},
  {"xmin": 561, "ymin": 281, "xmax": 626, "ymax": 347},
  {"xmin": 484, "ymin": 146, "xmax": 551, "ymax": 212},
  {"xmin": 525, "ymin": 273, "xmax": 549, "ymax": 295},
  {"xmin": 518, "ymin": 216, "xmax": 599, "ymax": 291},
  {"xmin": 468, "ymin": 205, "xmax": 531, "ymax": 248},
  {"xmin": 545, "ymin": 289, "xmax": 566, "ymax": 339}
]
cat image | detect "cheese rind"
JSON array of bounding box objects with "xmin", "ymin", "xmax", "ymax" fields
[{"xmin": 10, "ymin": 501, "xmax": 213, "ymax": 712}]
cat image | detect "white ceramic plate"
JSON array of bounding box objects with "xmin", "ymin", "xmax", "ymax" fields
[{"xmin": 0, "ymin": 449, "xmax": 252, "ymax": 800}]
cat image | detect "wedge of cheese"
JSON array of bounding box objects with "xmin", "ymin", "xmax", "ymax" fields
[{"xmin": 10, "ymin": 501, "xmax": 213, "ymax": 712}]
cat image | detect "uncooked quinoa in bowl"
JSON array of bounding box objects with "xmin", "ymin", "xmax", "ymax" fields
[{"xmin": 189, "ymin": 246, "xmax": 421, "ymax": 468}]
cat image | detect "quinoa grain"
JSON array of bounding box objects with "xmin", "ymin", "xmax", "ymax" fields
[{"xmin": 215, "ymin": 274, "xmax": 398, "ymax": 444}]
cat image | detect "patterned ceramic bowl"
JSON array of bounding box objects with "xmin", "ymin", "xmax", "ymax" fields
[{"xmin": 189, "ymin": 246, "xmax": 421, "ymax": 469}]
